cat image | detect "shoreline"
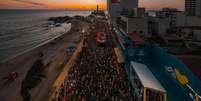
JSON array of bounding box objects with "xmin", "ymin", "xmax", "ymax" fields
[{"xmin": 1, "ymin": 23, "xmax": 71, "ymax": 63}]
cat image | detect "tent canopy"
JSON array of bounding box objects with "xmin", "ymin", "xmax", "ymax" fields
[
  {"xmin": 131, "ymin": 61, "xmax": 166, "ymax": 93},
  {"xmin": 67, "ymin": 43, "xmax": 76, "ymax": 49}
]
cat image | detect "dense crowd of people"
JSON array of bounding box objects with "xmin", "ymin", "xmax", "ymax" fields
[{"xmin": 52, "ymin": 20, "xmax": 134, "ymax": 101}]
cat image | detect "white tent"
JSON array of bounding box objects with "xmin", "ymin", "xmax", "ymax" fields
[{"xmin": 130, "ymin": 61, "xmax": 166, "ymax": 93}]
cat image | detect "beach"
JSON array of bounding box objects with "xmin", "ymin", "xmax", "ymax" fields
[{"xmin": 0, "ymin": 18, "xmax": 90, "ymax": 101}]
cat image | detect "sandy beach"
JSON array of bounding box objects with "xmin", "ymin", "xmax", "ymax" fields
[{"xmin": 0, "ymin": 19, "xmax": 90, "ymax": 101}]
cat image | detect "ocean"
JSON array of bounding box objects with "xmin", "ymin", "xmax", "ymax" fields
[{"xmin": 0, "ymin": 10, "xmax": 91, "ymax": 62}]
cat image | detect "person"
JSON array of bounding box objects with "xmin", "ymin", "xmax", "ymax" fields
[
  {"xmin": 2, "ymin": 72, "xmax": 19, "ymax": 82},
  {"xmin": 53, "ymin": 20, "xmax": 134, "ymax": 101},
  {"xmin": 10, "ymin": 72, "xmax": 19, "ymax": 80}
]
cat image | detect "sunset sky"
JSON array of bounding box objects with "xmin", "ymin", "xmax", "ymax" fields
[{"xmin": 0, "ymin": 0, "xmax": 184, "ymax": 10}]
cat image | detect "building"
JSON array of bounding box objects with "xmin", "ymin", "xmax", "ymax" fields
[
  {"xmin": 159, "ymin": 34, "xmax": 183, "ymax": 46},
  {"xmin": 107, "ymin": 0, "xmax": 122, "ymax": 23},
  {"xmin": 117, "ymin": 16, "xmax": 148, "ymax": 36},
  {"xmin": 155, "ymin": 8, "xmax": 201, "ymax": 33},
  {"xmin": 149, "ymin": 17, "xmax": 170, "ymax": 35},
  {"xmin": 176, "ymin": 13, "xmax": 201, "ymax": 27},
  {"xmin": 156, "ymin": 8, "xmax": 178, "ymax": 17},
  {"xmin": 120, "ymin": 0, "xmax": 138, "ymax": 11},
  {"xmin": 148, "ymin": 17, "xmax": 170, "ymax": 35},
  {"xmin": 107, "ymin": 0, "xmax": 138, "ymax": 23},
  {"xmin": 117, "ymin": 15, "xmax": 170, "ymax": 37},
  {"xmin": 193, "ymin": 29, "xmax": 201, "ymax": 41},
  {"xmin": 133, "ymin": 8, "xmax": 146, "ymax": 17},
  {"xmin": 156, "ymin": 8, "xmax": 179, "ymax": 28},
  {"xmin": 185, "ymin": 0, "xmax": 201, "ymax": 16}
]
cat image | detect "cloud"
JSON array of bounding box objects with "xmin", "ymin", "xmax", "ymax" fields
[{"xmin": 13, "ymin": 0, "xmax": 47, "ymax": 7}]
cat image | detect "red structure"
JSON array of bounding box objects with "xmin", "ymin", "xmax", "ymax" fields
[
  {"xmin": 127, "ymin": 32, "xmax": 145, "ymax": 46},
  {"xmin": 2, "ymin": 72, "xmax": 19, "ymax": 84},
  {"xmin": 96, "ymin": 32, "xmax": 106, "ymax": 44}
]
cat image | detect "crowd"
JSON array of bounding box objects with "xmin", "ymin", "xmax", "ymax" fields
[{"xmin": 52, "ymin": 20, "xmax": 134, "ymax": 101}]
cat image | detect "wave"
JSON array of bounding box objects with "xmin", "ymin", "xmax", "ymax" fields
[{"xmin": 0, "ymin": 23, "xmax": 71, "ymax": 63}]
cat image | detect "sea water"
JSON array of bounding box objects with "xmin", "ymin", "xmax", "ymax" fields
[{"xmin": 0, "ymin": 10, "xmax": 91, "ymax": 62}]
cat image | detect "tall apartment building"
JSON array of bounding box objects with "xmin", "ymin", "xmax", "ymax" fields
[
  {"xmin": 107, "ymin": 0, "xmax": 138, "ymax": 23},
  {"xmin": 120, "ymin": 0, "xmax": 138, "ymax": 11},
  {"xmin": 185, "ymin": 0, "xmax": 201, "ymax": 16}
]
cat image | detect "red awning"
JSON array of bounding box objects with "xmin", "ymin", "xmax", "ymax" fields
[{"xmin": 127, "ymin": 33, "xmax": 145, "ymax": 45}]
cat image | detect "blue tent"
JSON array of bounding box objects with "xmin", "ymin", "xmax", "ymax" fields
[{"xmin": 67, "ymin": 43, "xmax": 76, "ymax": 52}]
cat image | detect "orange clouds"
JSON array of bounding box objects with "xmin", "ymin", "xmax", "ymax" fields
[
  {"xmin": 0, "ymin": 0, "xmax": 47, "ymax": 9},
  {"xmin": 0, "ymin": 0, "xmax": 107, "ymax": 10},
  {"xmin": 0, "ymin": 0, "xmax": 183, "ymax": 10},
  {"xmin": 47, "ymin": 2, "xmax": 106, "ymax": 10}
]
